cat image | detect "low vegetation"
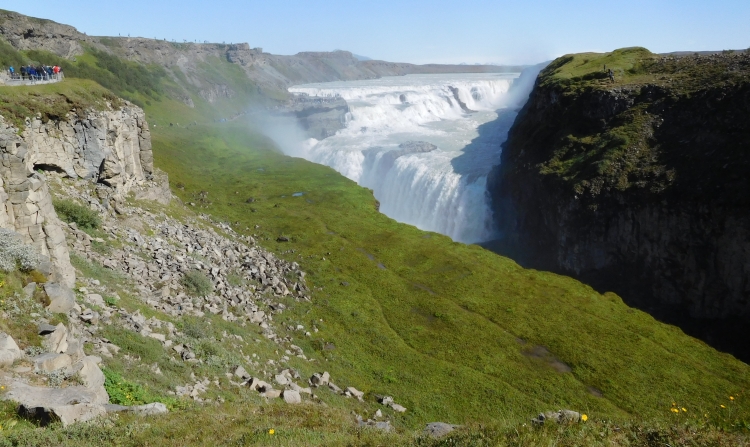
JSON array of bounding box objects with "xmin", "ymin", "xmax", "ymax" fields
[
  {"xmin": 180, "ymin": 269, "xmax": 214, "ymax": 297},
  {"xmin": 53, "ymin": 198, "xmax": 102, "ymax": 231}
]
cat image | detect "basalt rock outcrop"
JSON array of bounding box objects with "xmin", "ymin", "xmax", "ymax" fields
[
  {"xmin": 488, "ymin": 49, "xmax": 750, "ymax": 361},
  {"xmin": 0, "ymin": 103, "xmax": 154, "ymax": 287},
  {"xmin": 273, "ymin": 94, "xmax": 349, "ymax": 140}
]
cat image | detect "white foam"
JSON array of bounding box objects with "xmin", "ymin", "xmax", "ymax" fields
[{"xmin": 282, "ymin": 72, "xmax": 536, "ymax": 243}]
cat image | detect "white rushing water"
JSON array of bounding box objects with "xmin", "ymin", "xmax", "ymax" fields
[{"xmin": 282, "ymin": 70, "xmax": 539, "ymax": 243}]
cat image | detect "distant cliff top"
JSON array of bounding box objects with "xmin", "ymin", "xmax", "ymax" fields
[
  {"xmin": 0, "ymin": 9, "xmax": 523, "ymax": 97},
  {"xmin": 510, "ymin": 47, "xmax": 750, "ymax": 202}
]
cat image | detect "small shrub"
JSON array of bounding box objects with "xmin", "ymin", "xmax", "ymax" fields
[
  {"xmin": 53, "ymin": 199, "xmax": 101, "ymax": 231},
  {"xmin": 27, "ymin": 270, "xmax": 48, "ymax": 284},
  {"xmin": 102, "ymin": 368, "xmax": 183, "ymax": 410},
  {"xmin": 0, "ymin": 229, "xmax": 41, "ymax": 272},
  {"xmin": 181, "ymin": 318, "xmax": 207, "ymax": 339},
  {"xmin": 180, "ymin": 269, "xmax": 213, "ymax": 297},
  {"xmin": 104, "ymin": 295, "xmax": 119, "ymax": 306}
]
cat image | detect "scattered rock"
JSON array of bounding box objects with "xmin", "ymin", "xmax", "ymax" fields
[
  {"xmin": 532, "ymin": 409, "xmax": 582, "ymax": 425},
  {"xmin": 43, "ymin": 283, "xmax": 75, "ymax": 313},
  {"xmin": 309, "ymin": 371, "xmax": 330, "ymax": 387},
  {"xmin": 104, "ymin": 402, "xmax": 169, "ymax": 416},
  {"xmin": 22, "ymin": 282, "xmax": 36, "ymax": 299},
  {"xmin": 234, "ymin": 365, "xmax": 251, "ymax": 380},
  {"xmin": 3, "ymin": 381, "xmax": 108, "ymax": 426},
  {"xmin": 33, "ymin": 353, "xmax": 72, "ymax": 372},
  {"xmin": 424, "ymin": 422, "xmax": 459, "ymax": 438},
  {"xmin": 84, "ymin": 294, "xmax": 106, "ymax": 307},
  {"xmin": 391, "ymin": 403, "xmax": 407, "ymax": 413},
  {"xmin": 282, "ymin": 389, "xmax": 301, "ymax": 404},
  {"xmin": 42, "ymin": 324, "xmax": 68, "ymax": 353},
  {"xmin": 0, "ymin": 332, "xmax": 22, "ymax": 367}
]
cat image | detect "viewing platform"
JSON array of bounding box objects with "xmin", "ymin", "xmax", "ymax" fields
[{"xmin": 0, "ymin": 72, "xmax": 64, "ymax": 86}]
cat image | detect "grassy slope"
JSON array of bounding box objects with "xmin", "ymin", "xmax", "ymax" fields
[
  {"xmin": 0, "ymin": 41, "xmax": 748, "ymax": 443},
  {"xmin": 151, "ymin": 116, "xmax": 750, "ymax": 424},
  {"xmin": 0, "ymin": 79, "xmax": 122, "ymax": 129}
]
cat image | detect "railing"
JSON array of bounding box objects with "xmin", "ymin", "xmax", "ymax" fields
[{"xmin": 3, "ymin": 72, "xmax": 64, "ymax": 85}]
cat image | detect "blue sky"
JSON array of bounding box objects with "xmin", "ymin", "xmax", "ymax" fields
[{"xmin": 9, "ymin": 1, "xmax": 750, "ymax": 64}]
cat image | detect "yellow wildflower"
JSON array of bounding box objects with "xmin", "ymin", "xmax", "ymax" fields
[
  {"xmin": 730, "ymin": 396, "xmax": 735, "ymax": 401},
  {"xmin": 672, "ymin": 402, "xmax": 676, "ymax": 406},
  {"xmin": 681, "ymin": 408, "xmax": 687, "ymax": 412},
  {"xmin": 670, "ymin": 408, "xmax": 679, "ymax": 413},
  {"xmin": 269, "ymin": 429, "xmax": 275, "ymax": 435},
  {"xmin": 581, "ymin": 414, "xmax": 588, "ymax": 422},
  {"xmin": 721, "ymin": 405, "xmax": 726, "ymax": 408}
]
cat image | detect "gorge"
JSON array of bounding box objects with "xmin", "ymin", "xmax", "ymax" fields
[{"xmin": 275, "ymin": 69, "xmax": 541, "ymax": 243}]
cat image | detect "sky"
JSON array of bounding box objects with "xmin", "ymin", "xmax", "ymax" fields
[{"xmin": 8, "ymin": 1, "xmax": 750, "ymax": 65}]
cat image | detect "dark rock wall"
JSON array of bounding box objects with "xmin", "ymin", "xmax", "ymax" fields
[{"xmin": 488, "ymin": 65, "xmax": 750, "ymax": 361}]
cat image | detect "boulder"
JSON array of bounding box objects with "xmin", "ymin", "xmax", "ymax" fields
[
  {"xmin": 234, "ymin": 365, "xmax": 251, "ymax": 380},
  {"xmin": 104, "ymin": 402, "xmax": 169, "ymax": 416},
  {"xmin": 282, "ymin": 390, "xmax": 301, "ymax": 404},
  {"xmin": 0, "ymin": 333, "xmax": 22, "ymax": 367},
  {"xmin": 391, "ymin": 403, "xmax": 407, "ymax": 413},
  {"xmin": 42, "ymin": 323, "xmax": 68, "ymax": 353},
  {"xmin": 22, "ymin": 282, "xmax": 36, "ymax": 299},
  {"xmin": 532, "ymin": 409, "xmax": 582, "ymax": 425},
  {"xmin": 44, "ymin": 283, "xmax": 75, "ymax": 313},
  {"xmin": 262, "ymin": 389, "xmax": 282, "ymax": 399},
  {"xmin": 378, "ymin": 395, "xmax": 394, "ymax": 406},
  {"xmin": 309, "ymin": 371, "xmax": 330, "ymax": 387},
  {"xmin": 3, "ymin": 381, "xmax": 107, "ymax": 426},
  {"xmin": 65, "ymin": 338, "xmax": 85, "ymax": 363},
  {"xmin": 346, "ymin": 386, "xmax": 364, "ymax": 400},
  {"xmin": 33, "ymin": 353, "xmax": 72, "ymax": 372},
  {"xmin": 77, "ymin": 357, "xmax": 105, "ymax": 389},
  {"xmin": 21, "ymin": 402, "xmax": 106, "ymax": 427},
  {"xmin": 424, "ymin": 422, "xmax": 458, "ymax": 438},
  {"xmin": 84, "ymin": 294, "xmax": 105, "ymax": 307}
]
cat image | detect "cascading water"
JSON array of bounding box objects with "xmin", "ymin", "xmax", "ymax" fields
[{"xmin": 282, "ymin": 70, "xmax": 539, "ymax": 243}]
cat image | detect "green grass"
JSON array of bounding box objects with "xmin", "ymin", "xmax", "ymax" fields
[
  {"xmin": 0, "ymin": 78, "xmax": 122, "ymax": 130},
  {"xmin": 53, "ymin": 198, "xmax": 102, "ymax": 231},
  {"xmin": 150, "ymin": 116, "xmax": 750, "ymax": 428}
]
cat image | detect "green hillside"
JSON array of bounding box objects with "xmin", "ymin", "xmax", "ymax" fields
[{"xmin": 0, "ymin": 41, "xmax": 749, "ymax": 445}]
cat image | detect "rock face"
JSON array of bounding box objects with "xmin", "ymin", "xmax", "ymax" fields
[
  {"xmin": 0, "ymin": 104, "xmax": 152, "ymax": 286},
  {"xmin": 487, "ymin": 51, "xmax": 750, "ymax": 360},
  {"xmin": 275, "ymin": 95, "xmax": 349, "ymax": 140},
  {"xmin": 0, "ymin": 10, "xmax": 88, "ymax": 58}
]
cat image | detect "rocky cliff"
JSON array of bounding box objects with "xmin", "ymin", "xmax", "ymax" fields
[
  {"xmin": 0, "ymin": 102, "xmax": 154, "ymax": 287},
  {"xmin": 0, "ymin": 9, "xmax": 522, "ymax": 99},
  {"xmin": 487, "ymin": 48, "xmax": 750, "ymax": 360}
]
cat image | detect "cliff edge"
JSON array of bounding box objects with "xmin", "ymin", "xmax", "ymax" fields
[
  {"xmin": 0, "ymin": 82, "xmax": 154, "ymax": 287},
  {"xmin": 487, "ymin": 48, "xmax": 750, "ymax": 360}
]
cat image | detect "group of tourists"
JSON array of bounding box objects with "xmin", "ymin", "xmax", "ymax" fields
[{"xmin": 6, "ymin": 64, "xmax": 64, "ymax": 82}]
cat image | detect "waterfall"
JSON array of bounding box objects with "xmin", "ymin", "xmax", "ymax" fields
[{"xmin": 281, "ymin": 71, "xmax": 538, "ymax": 243}]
